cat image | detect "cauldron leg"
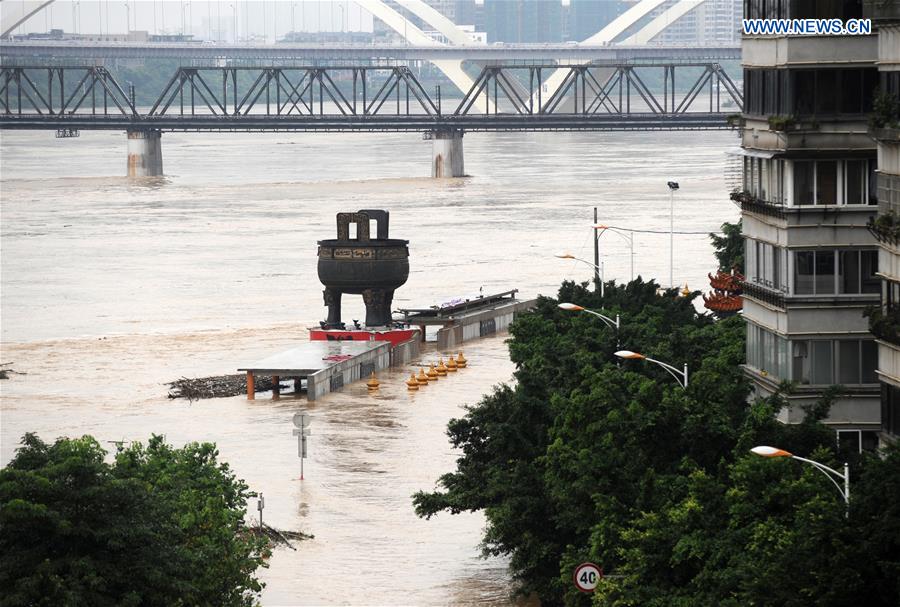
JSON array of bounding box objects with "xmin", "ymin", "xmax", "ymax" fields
[
  {"xmin": 363, "ymin": 288, "xmax": 391, "ymax": 327},
  {"xmin": 323, "ymin": 288, "xmax": 342, "ymax": 329}
]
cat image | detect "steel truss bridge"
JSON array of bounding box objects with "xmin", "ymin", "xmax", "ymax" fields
[{"xmin": 0, "ymin": 63, "xmax": 742, "ymax": 132}]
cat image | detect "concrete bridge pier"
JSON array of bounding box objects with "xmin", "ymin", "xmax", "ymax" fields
[
  {"xmin": 430, "ymin": 129, "xmax": 464, "ymax": 178},
  {"xmin": 127, "ymin": 129, "xmax": 163, "ymax": 177}
]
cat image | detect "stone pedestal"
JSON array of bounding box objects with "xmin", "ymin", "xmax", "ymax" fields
[
  {"xmin": 431, "ymin": 129, "xmax": 464, "ymax": 178},
  {"xmin": 127, "ymin": 129, "xmax": 163, "ymax": 177}
]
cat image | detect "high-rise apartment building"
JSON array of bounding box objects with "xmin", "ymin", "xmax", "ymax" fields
[
  {"xmin": 867, "ymin": 0, "xmax": 900, "ymax": 442},
  {"xmin": 738, "ymin": 0, "xmax": 883, "ymax": 452}
]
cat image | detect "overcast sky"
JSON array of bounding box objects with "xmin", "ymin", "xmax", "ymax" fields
[{"xmin": 8, "ymin": 1, "xmax": 377, "ymax": 41}]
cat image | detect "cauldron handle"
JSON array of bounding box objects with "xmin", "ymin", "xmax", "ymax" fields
[
  {"xmin": 357, "ymin": 209, "xmax": 390, "ymax": 239},
  {"xmin": 336, "ymin": 212, "xmax": 371, "ymax": 242}
]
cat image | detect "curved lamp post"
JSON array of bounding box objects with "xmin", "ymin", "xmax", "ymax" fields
[
  {"xmin": 593, "ymin": 224, "xmax": 635, "ymax": 282},
  {"xmin": 556, "ymin": 252, "xmax": 604, "ymax": 297},
  {"xmin": 615, "ymin": 350, "xmax": 688, "ymax": 388},
  {"xmin": 558, "ymin": 303, "xmax": 619, "ymax": 331},
  {"xmin": 750, "ymin": 446, "xmax": 849, "ymax": 517}
]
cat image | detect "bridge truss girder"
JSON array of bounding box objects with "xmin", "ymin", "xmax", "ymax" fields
[
  {"xmin": 0, "ymin": 66, "xmax": 136, "ymax": 117},
  {"xmin": 461, "ymin": 63, "xmax": 743, "ymax": 116},
  {"xmin": 0, "ymin": 64, "xmax": 740, "ymax": 132}
]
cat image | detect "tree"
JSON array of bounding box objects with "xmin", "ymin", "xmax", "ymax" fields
[
  {"xmin": 709, "ymin": 220, "xmax": 743, "ymax": 273},
  {"xmin": 413, "ymin": 277, "xmax": 900, "ymax": 606},
  {"xmin": 0, "ymin": 434, "xmax": 268, "ymax": 607}
]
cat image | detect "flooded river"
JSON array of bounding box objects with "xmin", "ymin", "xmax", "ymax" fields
[{"xmin": 1, "ymin": 129, "xmax": 738, "ymax": 605}]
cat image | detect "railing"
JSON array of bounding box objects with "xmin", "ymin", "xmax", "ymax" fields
[
  {"xmin": 740, "ymin": 281, "xmax": 786, "ymax": 308},
  {"xmin": 730, "ymin": 190, "xmax": 787, "ymax": 220},
  {"xmin": 867, "ymin": 211, "xmax": 900, "ymax": 247},
  {"xmin": 868, "ymin": 305, "xmax": 900, "ymax": 347}
]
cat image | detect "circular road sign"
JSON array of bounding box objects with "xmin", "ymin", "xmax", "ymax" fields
[{"xmin": 573, "ymin": 562, "xmax": 602, "ymax": 593}]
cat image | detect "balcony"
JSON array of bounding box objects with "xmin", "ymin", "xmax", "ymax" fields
[
  {"xmin": 867, "ymin": 211, "xmax": 900, "ymax": 246},
  {"xmin": 869, "ymin": 91, "xmax": 900, "ymax": 138},
  {"xmin": 731, "ymin": 190, "xmax": 787, "ymax": 219},
  {"xmin": 864, "ymin": 0, "xmax": 900, "ymax": 21},
  {"xmin": 740, "ymin": 280, "xmax": 786, "ymax": 308},
  {"xmin": 868, "ymin": 304, "xmax": 900, "ymax": 347}
]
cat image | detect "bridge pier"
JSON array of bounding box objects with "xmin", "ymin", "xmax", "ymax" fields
[
  {"xmin": 430, "ymin": 129, "xmax": 464, "ymax": 178},
  {"xmin": 127, "ymin": 129, "xmax": 163, "ymax": 177}
]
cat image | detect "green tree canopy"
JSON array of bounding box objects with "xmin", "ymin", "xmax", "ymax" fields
[
  {"xmin": 0, "ymin": 434, "xmax": 268, "ymax": 607},
  {"xmin": 710, "ymin": 220, "xmax": 744, "ymax": 273},
  {"xmin": 414, "ymin": 278, "xmax": 900, "ymax": 606}
]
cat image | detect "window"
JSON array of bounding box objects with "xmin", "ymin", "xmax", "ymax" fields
[
  {"xmin": 744, "ymin": 67, "xmax": 878, "ymax": 117},
  {"xmin": 746, "ymin": 323, "xmax": 789, "ymax": 379},
  {"xmin": 789, "ymin": 160, "xmax": 873, "ymax": 206},
  {"xmin": 838, "ymin": 430, "xmax": 879, "ymax": 456},
  {"xmin": 815, "ymin": 251, "xmax": 836, "ymax": 294},
  {"xmin": 790, "ymin": 339, "xmax": 877, "ymax": 385},
  {"xmin": 746, "ymin": 239, "xmax": 786, "ymax": 290},
  {"xmin": 794, "ymin": 249, "xmax": 878, "ymax": 295},
  {"xmin": 794, "ymin": 161, "xmax": 814, "ymax": 206},
  {"xmin": 816, "ymin": 161, "xmax": 837, "ymax": 205},
  {"xmin": 794, "ymin": 251, "xmax": 815, "ymax": 294}
]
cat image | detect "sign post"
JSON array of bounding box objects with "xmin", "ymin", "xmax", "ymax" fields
[
  {"xmin": 257, "ymin": 493, "xmax": 264, "ymax": 530},
  {"xmin": 292, "ymin": 413, "xmax": 311, "ymax": 480},
  {"xmin": 573, "ymin": 562, "xmax": 602, "ymax": 593}
]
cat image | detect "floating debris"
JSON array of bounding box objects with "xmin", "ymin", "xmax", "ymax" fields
[
  {"xmin": 167, "ymin": 374, "xmax": 284, "ymax": 401},
  {"xmin": 0, "ymin": 362, "xmax": 26, "ymax": 380},
  {"xmin": 244, "ymin": 522, "xmax": 313, "ymax": 552}
]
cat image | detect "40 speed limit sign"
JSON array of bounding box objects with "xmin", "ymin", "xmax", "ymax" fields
[{"xmin": 573, "ymin": 562, "xmax": 603, "ymax": 593}]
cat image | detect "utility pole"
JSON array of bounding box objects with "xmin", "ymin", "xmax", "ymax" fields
[
  {"xmin": 593, "ymin": 206, "xmax": 600, "ymax": 291},
  {"xmin": 667, "ymin": 181, "xmax": 679, "ymax": 289}
]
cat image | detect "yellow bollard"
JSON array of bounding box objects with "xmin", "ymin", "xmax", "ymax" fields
[
  {"xmin": 427, "ymin": 364, "xmax": 439, "ymax": 381},
  {"xmin": 406, "ymin": 373, "xmax": 419, "ymax": 390},
  {"xmin": 446, "ymin": 356, "xmax": 458, "ymax": 372},
  {"xmin": 436, "ymin": 358, "xmax": 448, "ymax": 376},
  {"xmin": 417, "ymin": 368, "xmax": 429, "ymax": 385},
  {"xmin": 366, "ymin": 371, "xmax": 380, "ymax": 390},
  {"xmin": 456, "ymin": 351, "xmax": 467, "ymax": 368}
]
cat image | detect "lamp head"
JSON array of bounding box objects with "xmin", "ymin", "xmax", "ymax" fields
[
  {"xmin": 555, "ymin": 252, "xmax": 575, "ymax": 260},
  {"xmin": 615, "ymin": 350, "xmax": 645, "ymax": 360},
  {"xmin": 667, "ymin": 181, "xmax": 680, "ymax": 190},
  {"xmin": 558, "ymin": 303, "xmax": 584, "ymax": 312},
  {"xmin": 750, "ymin": 446, "xmax": 793, "ymax": 458}
]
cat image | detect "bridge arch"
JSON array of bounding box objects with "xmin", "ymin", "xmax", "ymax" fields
[
  {"xmin": 1, "ymin": 1, "xmax": 54, "ymax": 39},
  {"xmin": 535, "ymin": 0, "xmax": 710, "ymax": 107}
]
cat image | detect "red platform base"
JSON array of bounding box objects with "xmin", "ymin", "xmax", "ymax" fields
[{"xmin": 308, "ymin": 328, "xmax": 418, "ymax": 347}]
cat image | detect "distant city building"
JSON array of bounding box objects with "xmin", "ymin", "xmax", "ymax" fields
[
  {"xmin": 12, "ymin": 29, "xmax": 153, "ymax": 43},
  {"xmin": 649, "ymin": 0, "xmax": 741, "ymax": 45},
  {"xmin": 279, "ymin": 31, "xmax": 374, "ymax": 45}
]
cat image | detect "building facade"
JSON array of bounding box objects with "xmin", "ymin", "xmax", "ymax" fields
[
  {"xmin": 867, "ymin": 0, "xmax": 900, "ymax": 443},
  {"xmin": 738, "ymin": 0, "xmax": 882, "ymax": 452}
]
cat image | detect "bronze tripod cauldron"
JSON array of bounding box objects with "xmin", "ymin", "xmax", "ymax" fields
[{"xmin": 317, "ymin": 210, "xmax": 409, "ymax": 328}]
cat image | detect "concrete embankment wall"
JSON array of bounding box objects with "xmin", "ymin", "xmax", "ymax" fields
[
  {"xmin": 436, "ymin": 299, "xmax": 537, "ymax": 350},
  {"xmin": 306, "ymin": 342, "xmax": 391, "ymax": 401},
  {"xmin": 390, "ymin": 334, "xmax": 421, "ymax": 367}
]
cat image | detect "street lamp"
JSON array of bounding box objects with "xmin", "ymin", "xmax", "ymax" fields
[
  {"xmin": 750, "ymin": 446, "xmax": 850, "ymax": 516},
  {"xmin": 667, "ymin": 181, "xmax": 679, "ymax": 289},
  {"xmin": 594, "ymin": 224, "xmax": 635, "ymax": 282},
  {"xmin": 555, "ymin": 253, "xmax": 604, "ymax": 297},
  {"xmin": 557, "ymin": 303, "xmax": 619, "ymax": 331},
  {"xmin": 615, "ymin": 350, "xmax": 688, "ymax": 388}
]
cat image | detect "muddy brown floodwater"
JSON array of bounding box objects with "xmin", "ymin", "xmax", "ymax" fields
[{"xmin": 1, "ymin": 128, "xmax": 738, "ymax": 605}]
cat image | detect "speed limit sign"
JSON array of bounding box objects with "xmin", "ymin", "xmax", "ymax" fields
[{"xmin": 573, "ymin": 562, "xmax": 602, "ymax": 593}]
